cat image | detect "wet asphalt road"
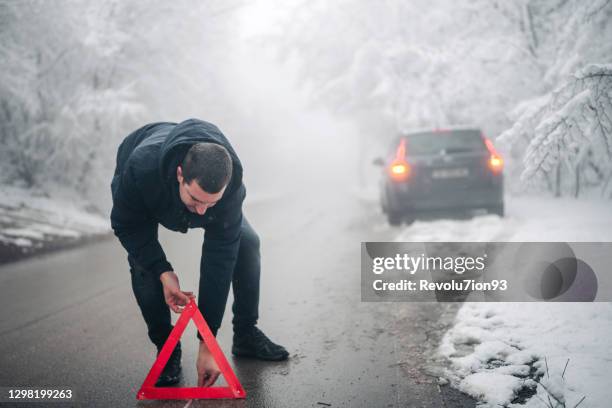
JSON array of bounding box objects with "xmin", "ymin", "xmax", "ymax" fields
[{"xmin": 0, "ymin": 191, "xmax": 475, "ymax": 408}]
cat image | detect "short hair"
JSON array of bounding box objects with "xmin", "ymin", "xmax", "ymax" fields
[{"xmin": 181, "ymin": 143, "xmax": 232, "ymax": 193}]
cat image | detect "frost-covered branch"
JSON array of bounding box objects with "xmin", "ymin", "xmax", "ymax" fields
[{"xmin": 501, "ymin": 65, "xmax": 612, "ymax": 196}]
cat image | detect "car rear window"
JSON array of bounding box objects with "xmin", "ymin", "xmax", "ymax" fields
[{"xmin": 396, "ymin": 130, "xmax": 486, "ymax": 156}]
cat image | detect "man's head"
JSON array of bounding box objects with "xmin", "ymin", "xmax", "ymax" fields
[{"xmin": 176, "ymin": 143, "xmax": 233, "ymax": 215}]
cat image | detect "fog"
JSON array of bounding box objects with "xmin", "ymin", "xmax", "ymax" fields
[
  {"xmin": 1, "ymin": 3, "xmax": 612, "ymax": 405},
  {"xmin": 1, "ymin": 0, "xmax": 611, "ymax": 213}
]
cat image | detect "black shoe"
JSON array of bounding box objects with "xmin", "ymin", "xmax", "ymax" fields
[
  {"xmin": 155, "ymin": 342, "xmax": 182, "ymax": 386},
  {"xmin": 232, "ymin": 327, "xmax": 289, "ymax": 361}
]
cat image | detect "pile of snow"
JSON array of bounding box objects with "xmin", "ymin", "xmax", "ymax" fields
[
  {"xmin": 391, "ymin": 194, "xmax": 612, "ymax": 407},
  {"xmin": 395, "ymin": 214, "xmax": 509, "ymax": 242},
  {"xmin": 506, "ymin": 195, "xmax": 612, "ymax": 242},
  {"xmin": 440, "ymin": 303, "xmax": 612, "ymax": 407},
  {"xmin": 393, "ymin": 194, "xmax": 612, "ymax": 243},
  {"xmin": 0, "ymin": 185, "xmax": 109, "ymax": 249}
]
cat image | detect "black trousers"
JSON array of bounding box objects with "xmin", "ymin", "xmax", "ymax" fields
[{"xmin": 129, "ymin": 217, "xmax": 260, "ymax": 348}]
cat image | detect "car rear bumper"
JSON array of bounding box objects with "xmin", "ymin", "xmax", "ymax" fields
[{"xmin": 384, "ymin": 178, "xmax": 503, "ymax": 213}]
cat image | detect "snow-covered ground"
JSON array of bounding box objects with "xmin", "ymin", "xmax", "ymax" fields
[
  {"xmin": 439, "ymin": 302, "xmax": 611, "ymax": 408},
  {"xmin": 393, "ymin": 194, "xmax": 612, "ymax": 242},
  {"xmin": 2, "ymin": 182, "xmax": 611, "ymax": 406},
  {"xmin": 389, "ymin": 194, "xmax": 612, "ymax": 408},
  {"xmin": 0, "ymin": 185, "xmax": 109, "ymax": 260}
]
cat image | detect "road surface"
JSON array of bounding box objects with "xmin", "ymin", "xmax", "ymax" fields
[{"xmin": 0, "ymin": 189, "xmax": 476, "ymax": 407}]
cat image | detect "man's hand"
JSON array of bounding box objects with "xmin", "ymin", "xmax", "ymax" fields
[
  {"xmin": 197, "ymin": 341, "xmax": 221, "ymax": 387},
  {"xmin": 159, "ymin": 271, "xmax": 195, "ymax": 313}
]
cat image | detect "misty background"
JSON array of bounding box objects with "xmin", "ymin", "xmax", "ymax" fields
[
  {"xmin": 1, "ymin": 3, "xmax": 612, "ymax": 406},
  {"xmin": 1, "ymin": 0, "xmax": 611, "ymax": 215}
]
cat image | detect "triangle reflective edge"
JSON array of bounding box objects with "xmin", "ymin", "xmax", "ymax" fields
[{"xmin": 136, "ymin": 299, "xmax": 246, "ymax": 400}]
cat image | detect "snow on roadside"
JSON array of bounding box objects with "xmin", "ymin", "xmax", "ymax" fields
[
  {"xmin": 0, "ymin": 184, "xmax": 109, "ymax": 253},
  {"xmin": 505, "ymin": 195, "xmax": 612, "ymax": 242},
  {"xmin": 392, "ymin": 194, "xmax": 612, "ymax": 407},
  {"xmin": 395, "ymin": 213, "xmax": 511, "ymax": 242},
  {"xmin": 440, "ymin": 302, "xmax": 612, "ymax": 407}
]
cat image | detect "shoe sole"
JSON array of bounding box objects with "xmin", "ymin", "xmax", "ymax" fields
[
  {"xmin": 232, "ymin": 347, "xmax": 289, "ymax": 361},
  {"xmin": 155, "ymin": 371, "xmax": 182, "ymax": 387}
]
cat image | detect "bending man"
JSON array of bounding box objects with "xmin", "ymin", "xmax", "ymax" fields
[{"xmin": 110, "ymin": 118, "xmax": 288, "ymax": 387}]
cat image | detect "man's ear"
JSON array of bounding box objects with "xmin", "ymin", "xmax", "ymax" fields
[{"xmin": 176, "ymin": 166, "xmax": 183, "ymax": 183}]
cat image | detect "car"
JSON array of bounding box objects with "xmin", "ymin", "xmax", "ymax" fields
[{"xmin": 373, "ymin": 127, "xmax": 504, "ymax": 226}]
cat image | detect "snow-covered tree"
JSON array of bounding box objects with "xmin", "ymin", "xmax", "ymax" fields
[
  {"xmin": 274, "ymin": 0, "xmax": 552, "ymax": 132},
  {"xmin": 0, "ymin": 0, "xmax": 144, "ymax": 195},
  {"xmin": 271, "ymin": 0, "xmax": 612, "ymax": 194},
  {"xmin": 501, "ymin": 65, "xmax": 612, "ymax": 197},
  {"xmin": 0, "ymin": 0, "xmax": 246, "ymax": 210},
  {"xmin": 497, "ymin": 0, "xmax": 612, "ymax": 196},
  {"xmin": 268, "ymin": 0, "xmax": 547, "ymax": 185}
]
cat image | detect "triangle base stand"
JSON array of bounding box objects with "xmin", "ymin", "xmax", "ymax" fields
[{"xmin": 136, "ymin": 299, "xmax": 246, "ymax": 400}]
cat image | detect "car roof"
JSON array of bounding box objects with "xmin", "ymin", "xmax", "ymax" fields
[{"xmin": 398, "ymin": 126, "xmax": 482, "ymax": 137}]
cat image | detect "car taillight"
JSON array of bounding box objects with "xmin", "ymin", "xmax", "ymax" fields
[
  {"xmin": 389, "ymin": 139, "xmax": 411, "ymax": 181},
  {"xmin": 489, "ymin": 155, "xmax": 503, "ymax": 170},
  {"xmin": 484, "ymin": 138, "xmax": 503, "ymax": 173},
  {"xmin": 390, "ymin": 161, "xmax": 410, "ymax": 180}
]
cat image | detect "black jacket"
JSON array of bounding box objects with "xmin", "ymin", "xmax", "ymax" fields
[{"xmin": 110, "ymin": 118, "xmax": 246, "ymax": 278}]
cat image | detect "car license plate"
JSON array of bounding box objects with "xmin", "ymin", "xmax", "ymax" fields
[{"xmin": 431, "ymin": 168, "xmax": 469, "ymax": 179}]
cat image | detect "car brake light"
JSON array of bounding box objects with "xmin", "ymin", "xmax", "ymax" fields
[
  {"xmin": 489, "ymin": 155, "xmax": 503, "ymax": 169},
  {"xmin": 389, "ymin": 139, "xmax": 411, "ymax": 181},
  {"xmin": 391, "ymin": 162, "xmax": 409, "ymax": 174},
  {"xmin": 484, "ymin": 137, "xmax": 503, "ymax": 173}
]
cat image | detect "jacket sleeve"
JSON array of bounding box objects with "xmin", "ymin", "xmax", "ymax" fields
[{"xmin": 110, "ymin": 164, "xmax": 173, "ymax": 277}]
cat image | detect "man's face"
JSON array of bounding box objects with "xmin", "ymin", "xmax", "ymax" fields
[{"xmin": 177, "ymin": 166, "xmax": 225, "ymax": 215}]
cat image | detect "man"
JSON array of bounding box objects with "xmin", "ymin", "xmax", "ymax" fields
[{"xmin": 110, "ymin": 118, "xmax": 288, "ymax": 387}]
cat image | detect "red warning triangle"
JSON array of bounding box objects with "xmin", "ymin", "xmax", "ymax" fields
[{"xmin": 137, "ymin": 299, "xmax": 246, "ymax": 400}]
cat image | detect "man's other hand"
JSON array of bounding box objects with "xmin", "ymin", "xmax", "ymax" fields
[
  {"xmin": 197, "ymin": 341, "xmax": 221, "ymax": 387},
  {"xmin": 159, "ymin": 271, "xmax": 195, "ymax": 313}
]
